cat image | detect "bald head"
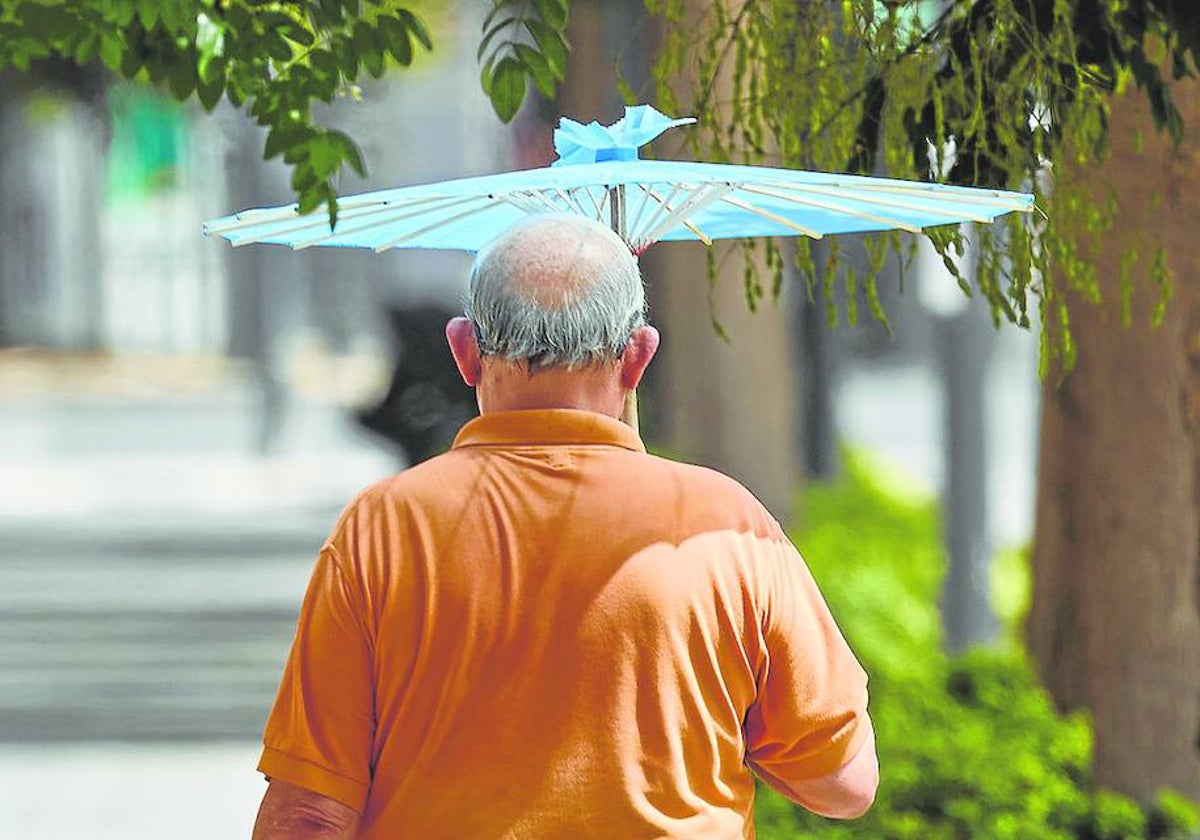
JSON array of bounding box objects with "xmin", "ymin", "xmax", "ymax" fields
[{"xmin": 466, "ymin": 214, "xmax": 646, "ymax": 370}]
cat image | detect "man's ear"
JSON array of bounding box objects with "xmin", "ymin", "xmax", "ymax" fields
[
  {"xmin": 619, "ymin": 325, "xmax": 660, "ymax": 391},
  {"xmin": 446, "ymin": 317, "xmax": 483, "ymax": 387}
]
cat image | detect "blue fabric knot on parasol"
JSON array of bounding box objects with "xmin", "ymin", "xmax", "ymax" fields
[{"xmin": 552, "ymin": 104, "xmax": 696, "ymax": 166}]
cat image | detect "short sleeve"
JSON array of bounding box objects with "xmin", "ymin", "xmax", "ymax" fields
[
  {"xmin": 744, "ymin": 541, "xmax": 870, "ymax": 794},
  {"xmin": 259, "ymin": 545, "xmax": 375, "ymax": 812}
]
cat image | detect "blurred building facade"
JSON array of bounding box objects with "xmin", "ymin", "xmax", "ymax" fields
[{"xmin": 0, "ymin": 9, "xmax": 502, "ymax": 361}]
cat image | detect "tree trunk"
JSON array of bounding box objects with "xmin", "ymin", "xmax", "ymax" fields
[
  {"xmin": 643, "ymin": 0, "xmax": 802, "ymax": 520},
  {"xmin": 554, "ymin": 0, "xmax": 803, "ymax": 519},
  {"xmin": 645, "ymin": 242, "xmax": 802, "ymax": 520},
  {"xmin": 1028, "ymin": 80, "xmax": 1200, "ymax": 802}
]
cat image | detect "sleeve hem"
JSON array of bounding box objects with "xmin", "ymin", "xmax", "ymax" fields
[
  {"xmin": 258, "ymin": 746, "xmax": 369, "ymax": 813},
  {"xmin": 750, "ymin": 710, "xmax": 871, "ymax": 785}
]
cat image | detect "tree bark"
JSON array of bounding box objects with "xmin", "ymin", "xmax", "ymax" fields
[
  {"xmin": 645, "ymin": 242, "xmax": 802, "ymax": 520},
  {"xmin": 642, "ymin": 0, "xmax": 802, "ymax": 520},
  {"xmin": 1028, "ymin": 80, "xmax": 1200, "ymax": 802}
]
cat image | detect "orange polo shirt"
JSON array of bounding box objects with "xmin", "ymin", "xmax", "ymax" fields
[{"xmin": 261, "ymin": 409, "xmax": 869, "ymax": 839}]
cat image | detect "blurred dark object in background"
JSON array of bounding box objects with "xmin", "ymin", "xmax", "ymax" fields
[{"xmin": 356, "ymin": 304, "xmax": 477, "ymax": 465}]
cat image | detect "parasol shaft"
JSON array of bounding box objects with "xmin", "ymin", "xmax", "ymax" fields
[{"xmin": 607, "ymin": 185, "xmax": 627, "ymax": 240}]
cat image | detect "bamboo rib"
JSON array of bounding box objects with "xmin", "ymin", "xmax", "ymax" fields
[
  {"xmin": 528, "ymin": 191, "xmax": 566, "ymax": 213},
  {"xmin": 756, "ymin": 182, "xmax": 995, "ymax": 225},
  {"xmin": 207, "ymin": 190, "xmax": 449, "ymax": 235},
  {"xmin": 579, "ymin": 185, "xmax": 606, "ymax": 220},
  {"xmin": 638, "ymin": 185, "xmax": 731, "ymax": 247},
  {"xmin": 373, "ymin": 200, "xmax": 501, "ymax": 252},
  {"xmin": 555, "ymin": 188, "xmax": 590, "ymax": 218},
  {"xmin": 227, "ymin": 196, "xmax": 458, "ymax": 247},
  {"xmin": 291, "ymin": 195, "xmax": 490, "ymax": 250},
  {"xmin": 204, "ymin": 206, "xmax": 299, "ymax": 234},
  {"xmin": 814, "ymin": 180, "xmax": 1034, "ymax": 208},
  {"xmin": 738, "ymin": 185, "xmax": 924, "ymax": 233},
  {"xmin": 498, "ymin": 193, "xmax": 549, "ymax": 216},
  {"xmin": 718, "ymin": 195, "xmax": 824, "ymax": 239},
  {"xmin": 627, "ymin": 183, "xmax": 657, "ymax": 238},
  {"xmin": 638, "ymin": 186, "xmax": 707, "ymax": 244},
  {"xmin": 630, "ymin": 183, "xmax": 686, "ymax": 244}
]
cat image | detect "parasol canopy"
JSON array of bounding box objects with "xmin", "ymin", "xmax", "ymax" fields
[{"xmin": 203, "ymin": 105, "xmax": 1035, "ymax": 255}]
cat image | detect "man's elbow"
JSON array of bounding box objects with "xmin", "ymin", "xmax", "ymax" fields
[
  {"xmin": 784, "ymin": 725, "xmax": 880, "ymax": 819},
  {"xmin": 253, "ymin": 779, "xmax": 361, "ymax": 840},
  {"xmin": 810, "ymin": 760, "xmax": 878, "ymax": 819},
  {"xmin": 801, "ymin": 758, "xmax": 878, "ymax": 816}
]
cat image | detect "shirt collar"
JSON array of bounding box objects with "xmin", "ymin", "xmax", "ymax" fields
[{"xmin": 452, "ymin": 409, "xmax": 646, "ymax": 453}]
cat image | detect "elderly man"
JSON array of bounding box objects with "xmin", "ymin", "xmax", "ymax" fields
[{"xmin": 252, "ymin": 214, "xmax": 877, "ymax": 840}]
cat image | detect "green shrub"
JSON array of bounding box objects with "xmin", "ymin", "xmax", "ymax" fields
[{"xmin": 755, "ymin": 453, "xmax": 1198, "ymax": 840}]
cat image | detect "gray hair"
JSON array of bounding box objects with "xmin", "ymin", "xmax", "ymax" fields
[{"xmin": 465, "ymin": 213, "xmax": 646, "ymax": 370}]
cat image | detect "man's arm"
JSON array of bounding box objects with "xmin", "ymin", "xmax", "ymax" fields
[
  {"xmin": 254, "ymin": 546, "xmax": 374, "ymax": 835},
  {"xmin": 778, "ymin": 720, "xmax": 878, "ymax": 819},
  {"xmin": 744, "ymin": 538, "xmax": 877, "ymax": 818},
  {"xmin": 252, "ymin": 779, "xmax": 361, "ymax": 840}
]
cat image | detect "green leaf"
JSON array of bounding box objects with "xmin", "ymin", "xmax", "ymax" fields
[
  {"xmin": 250, "ymin": 91, "xmax": 280, "ymax": 124},
  {"xmin": 514, "ymin": 42, "xmax": 554, "ymax": 100},
  {"xmin": 99, "ymin": 31, "xmax": 123, "ymax": 71},
  {"xmin": 292, "ymin": 161, "xmax": 319, "ymax": 195},
  {"xmin": 197, "ymin": 74, "xmax": 224, "ymax": 110},
  {"xmin": 524, "ymin": 17, "xmax": 568, "ymax": 79},
  {"xmin": 108, "ymin": 0, "xmax": 135, "ymax": 28},
  {"xmin": 167, "ymin": 50, "xmax": 198, "ymax": 99},
  {"xmin": 476, "ymin": 16, "xmax": 515, "ymax": 62},
  {"xmin": 533, "ymin": 0, "xmax": 568, "ymax": 30},
  {"xmin": 263, "ymin": 32, "xmax": 293, "ymax": 62},
  {"xmin": 330, "ymin": 129, "xmax": 366, "ymax": 177},
  {"xmin": 158, "ymin": 3, "xmax": 191, "ymax": 34},
  {"xmin": 310, "ymin": 48, "xmax": 339, "ymax": 82},
  {"xmin": 138, "ymin": 2, "xmax": 159, "ymax": 31},
  {"xmin": 481, "ymin": 0, "xmax": 522, "ymax": 36},
  {"xmin": 264, "ymin": 121, "xmax": 308, "ymax": 160},
  {"xmin": 16, "ymin": 3, "xmax": 71, "ymax": 41},
  {"xmin": 199, "ymin": 52, "xmax": 225, "ymax": 85},
  {"xmin": 480, "ymin": 53, "xmax": 496, "ymax": 96},
  {"xmin": 363, "ymin": 46, "xmax": 385, "ymax": 77},
  {"xmin": 297, "ymin": 185, "xmax": 324, "ymax": 216},
  {"xmin": 489, "ymin": 55, "xmax": 526, "ymax": 122},
  {"xmin": 281, "ymin": 23, "xmax": 316, "ymax": 48},
  {"xmin": 329, "ymin": 31, "xmax": 359, "ymax": 77},
  {"xmin": 73, "ymin": 32, "xmax": 99, "ymax": 65},
  {"xmin": 307, "ymin": 133, "xmax": 343, "ymax": 179},
  {"xmin": 224, "ymin": 78, "xmax": 244, "ymax": 108},
  {"xmin": 379, "ymin": 16, "xmax": 412, "ymax": 66},
  {"xmin": 397, "ymin": 8, "xmax": 432, "ymax": 52},
  {"xmin": 226, "ymin": 80, "xmax": 246, "ymax": 108},
  {"xmin": 325, "ymin": 187, "xmax": 339, "ymax": 230},
  {"xmin": 353, "ymin": 21, "xmax": 384, "ymax": 78},
  {"xmin": 196, "ymin": 19, "xmax": 226, "ymax": 85}
]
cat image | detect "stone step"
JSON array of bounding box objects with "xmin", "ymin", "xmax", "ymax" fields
[
  {"xmin": 0, "ymin": 607, "xmax": 298, "ymax": 739},
  {"xmin": 0, "ymin": 497, "xmax": 356, "ymax": 742}
]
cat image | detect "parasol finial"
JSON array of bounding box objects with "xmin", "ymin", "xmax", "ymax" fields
[{"xmin": 552, "ymin": 104, "xmax": 696, "ymax": 166}]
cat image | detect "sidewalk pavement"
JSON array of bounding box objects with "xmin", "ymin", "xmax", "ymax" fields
[
  {"xmin": 0, "ymin": 351, "xmax": 396, "ymax": 836},
  {"xmin": 0, "ymin": 351, "xmax": 399, "ymax": 524}
]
